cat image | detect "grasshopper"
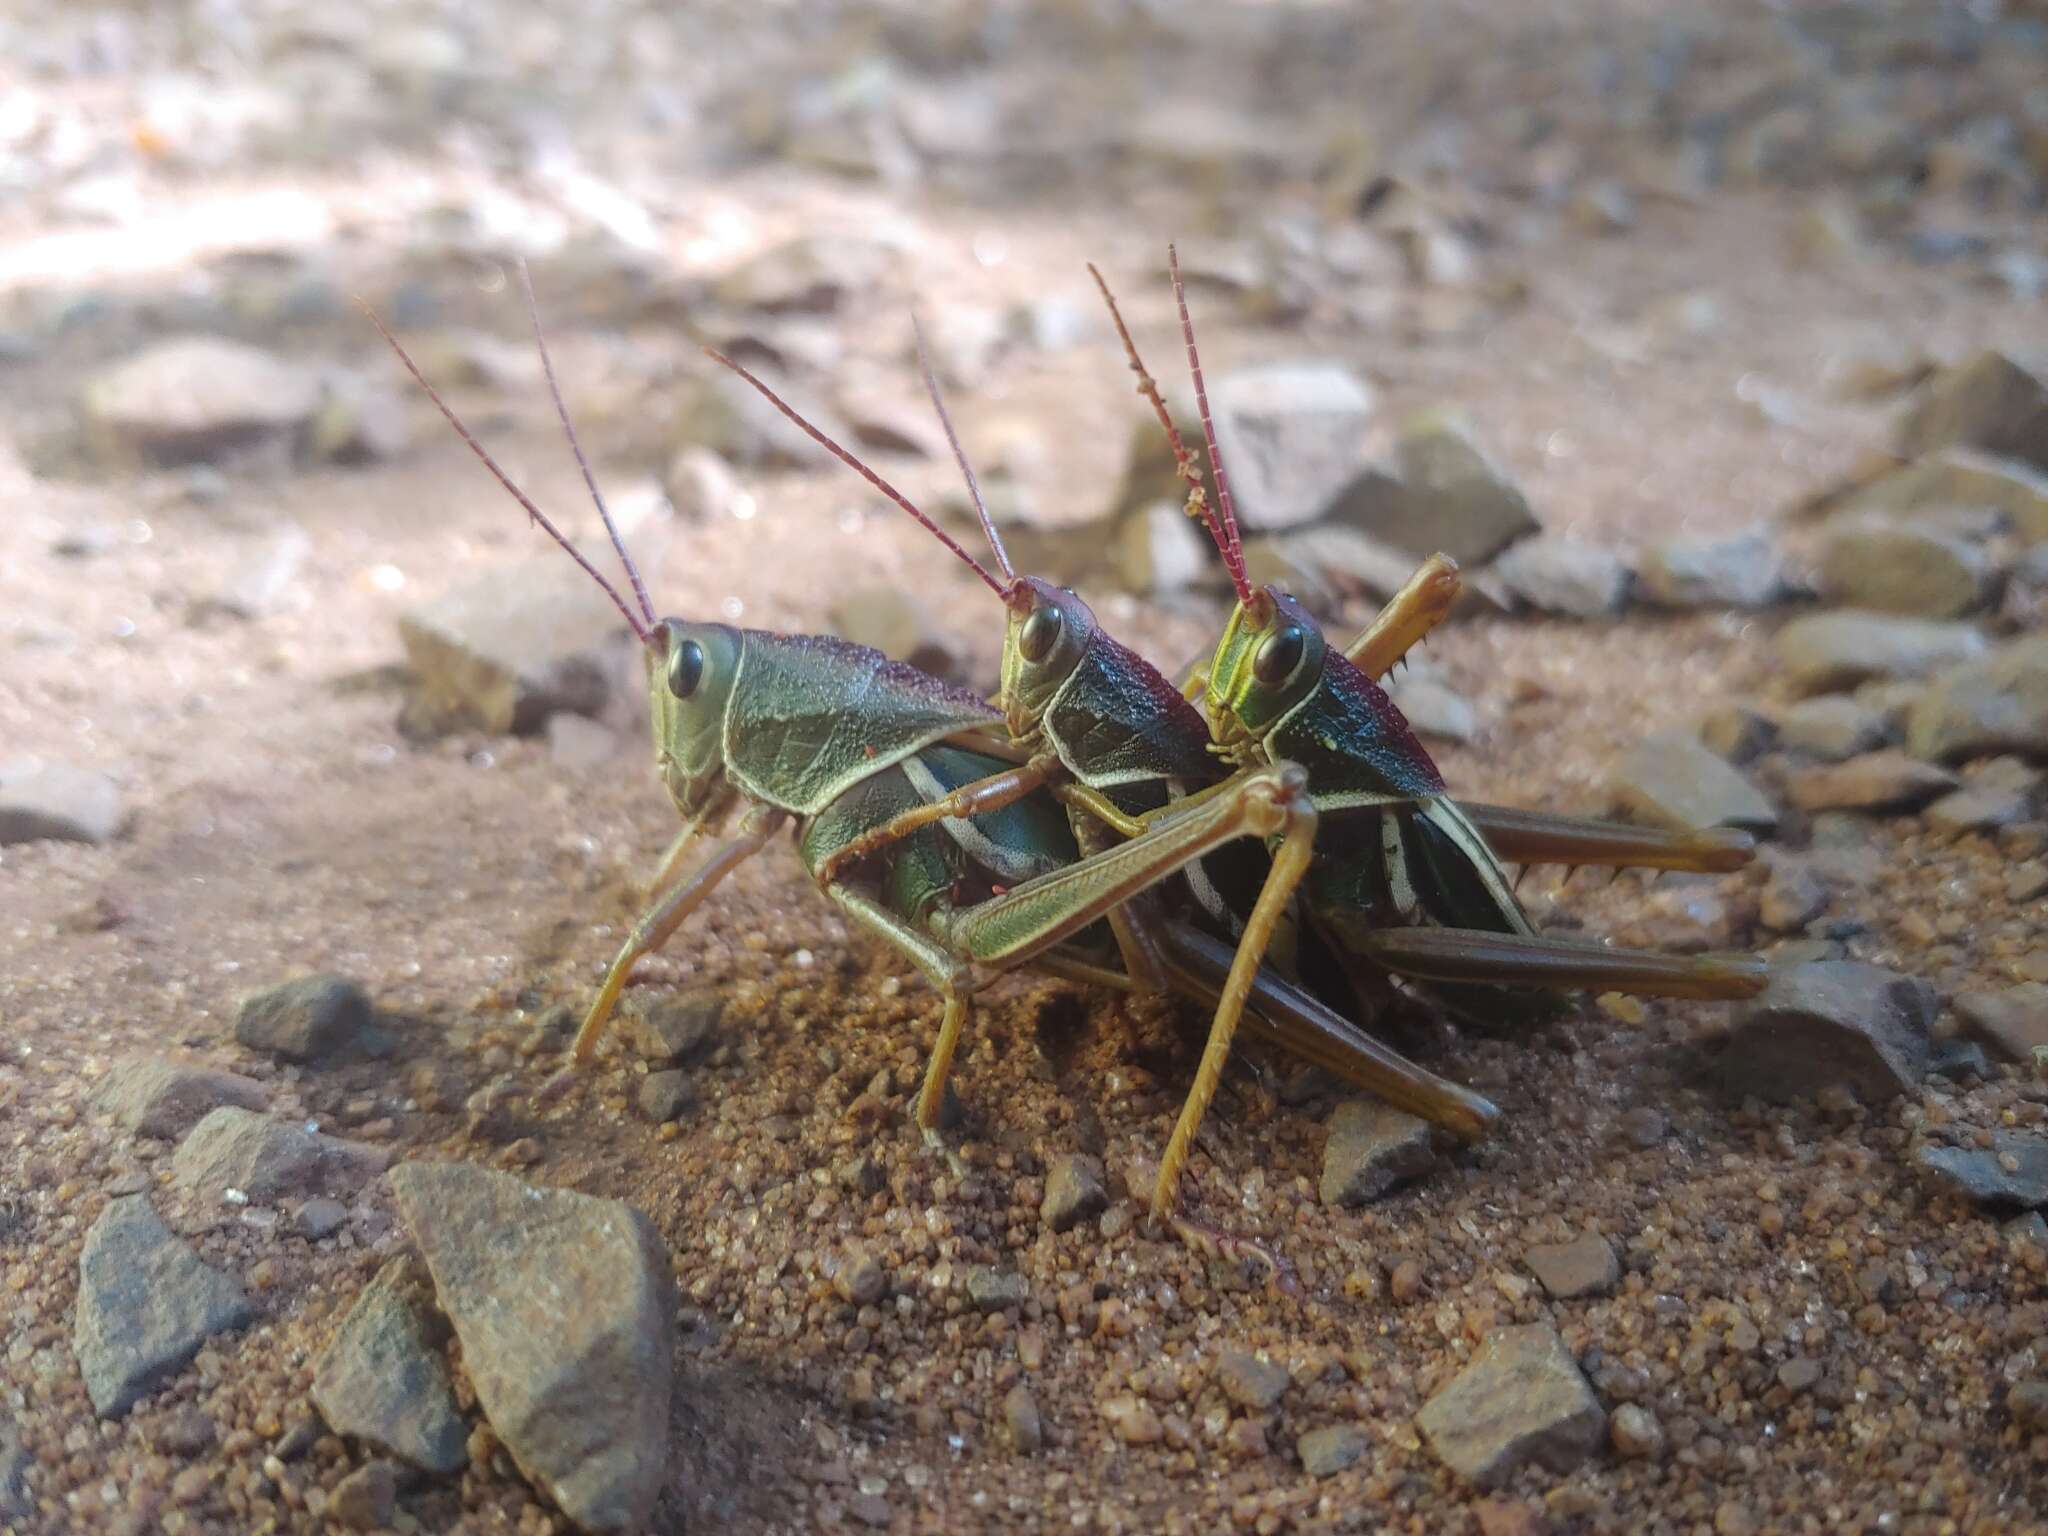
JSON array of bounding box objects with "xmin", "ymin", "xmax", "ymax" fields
[{"xmin": 363, "ymin": 272, "xmax": 1498, "ymax": 1238}]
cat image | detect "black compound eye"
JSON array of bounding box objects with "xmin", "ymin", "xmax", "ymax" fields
[
  {"xmin": 667, "ymin": 638, "xmax": 705, "ymax": 700},
  {"xmin": 1252, "ymin": 623, "xmax": 1306, "ymax": 687},
  {"xmin": 1018, "ymin": 603, "xmax": 1063, "ymax": 664}
]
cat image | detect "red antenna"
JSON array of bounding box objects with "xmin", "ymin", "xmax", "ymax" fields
[
  {"xmin": 516, "ymin": 260, "xmax": 656, "ymax": 629},
  {"xmin": 703, "ymin": 348, "xmax": 1009, "ymax": 600},
  {"xmin": 358, "ymin": 299, "xmax": 656, "ymax": 647},
  {"xmin": 911, "ymin": 311, "xmax": 1019, "ymax": 595},
  {"xmin": 1167, "ymin": 243, "xmax": 1252, "ymax": 606},
  {"xmin": 1089, "ymin": 260, "xmax": 1254, "ymax": 608}
]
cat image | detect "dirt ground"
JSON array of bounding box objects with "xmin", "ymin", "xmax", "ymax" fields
[{"xmin": 2, "ymin": 2, "xmax": 2045, "ymax": 1533}]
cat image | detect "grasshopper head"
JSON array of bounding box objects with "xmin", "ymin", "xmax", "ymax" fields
[
  {"xmin": 997, "ymin": 575, "xmax": 1095, "ymax": 738},
  {"xmin": 646, "ymin": 619, "xmax": 742, "ymax": 819},
  {"xmin": 1203, "ymin": 586, "xmax": 1326, "ymax": 756}
]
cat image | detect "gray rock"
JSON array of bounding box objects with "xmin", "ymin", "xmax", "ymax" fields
[
  {"xmin": 621, "ymin": 989, "xmax": 724, "ymax": 1065},
  {"xmin": 1924, "ymin": 758, "xmax": 2041, "ymax": 832},
  {"xmin": 327, "ymin": 1459, "xmax": 399, "ymax": 1531},
  {"xmin": 1774, "ymin": 611, "xmax": 1987, "ymax": 695},
  {"xmin": 1204, "ymin": 363, "xmax": 1375, "ymax": 530},
  {"xmin": 1775, "ymin": 697, "xmax": 1890, "ymax": 761},
  {"xmin": 93, "ymin": 1055, "xmax": 270, "ymax": 1140},
  {"xmin": 0, "ymin": 760, "xmax": 124, "ymax": 846},
  {"xmin": 834, "ymin": 1249, "xmax": 885, "ymax": 1306},
  {"xmin": 1326, "ymin": 413, "xmax": 1540, "ymax": 567},
  {"xmin": 1319, "ymin": 1099, "xmax": 1435, "ymax": 1207},
  {"xmin": 210, "ymin": 527, "xmax": 311, "ymax": 620},
  {"xmin": 1710, "ymin": 963, "xmax": 1936, "ymax": 1105},
  {"xmin": 1388, "ymin": 674, "xmax": 1480, "ymax": 744},
  {"xmin": 399, "ymin": 556, "xmax": 629, "ymax": 737},
  {"xmin": 1907, "ymin": 635, "xmax": 2048, "ymax": 762},
  {"xmin": 1490, "ymin": 535, "xmax": 1631, "ymax": 618},
  {"xmin": 73, "ymin": 1196, "xmax": 256, "ymax": 1417},
  {"xmin": 1915, "ymin": 1132, "xmax": 2048, "ymax": 1209},
  {"xmin": 1840, "ymin": 448, "xmax": 2048, "ymax": 543},
  {"xmin": 1606, "ymin": 732, "xmax": 1778, "ymax": 832},
  {"xmin": 1955, "ymin": 984, "xmax": 2048, "ymax": 1063},
  {"xmin": 709, "ymin": 235, "xmax": 891, "ymax": 316},
  {"xmin": 1002, "ymin": 1384, "xmax": 1042, "ymax": 1453},
  {"xmin": 1635, "ymin": 531, "xmax": 1784, "ymax": 609},
  {"xmin": 662, "ymin": 445, "xmax": 745, "ymax": 522},
  {"xmin": 312, "ymin": 1254, "xmax": 468, "ymax": 1474},
  {"xmin": 80, "ymin": 336, "xmax": 323, "ymax": 463},
  {"xmin": 389, "ymin": 1163, "xmax": 674, "ymax": 1532},
  {"xmin": 634, "ymin": 1071, "xmax": 694, "ymax": 1124},
  {"xmin": 1296, "ymin": 1424, "xmax": 1369, "ymax": 1477},
  {"xmin": 829, "ymin": 587, "xmax": 962, "ymax": 682},
  {"xmin": 306, "ymin": 374, "xmax": 412, "ymax": 465},
  {"xmin": 171, "ymin": 1107, "xmax": 391, "ymax": 1204},
  {"xmin": 235, "ymin": 974, "xmax": 374, "ymax": 1062},
  {"xmin": 1040, "ymin": 1154, "xmax": 1108, "ymax": 1233},
  {"xmin": 1216, "ymin": 1350, "xmax": 1291, "ymax": 1411},
  {"xmin": 409, "ymin": 330, "xmax": 545, "ymax": 392},
  {"xmin": 1113, "ymin": 499, "xmax": 1214, "ymax": 595},
  {"xmin": 293, "ymin": 1198, "xmax": 350, "ymax": 1240},
  {"xmin": 1897, "ymin": 351, "xmax": 2048, "ymax": 472},
  {"xmin": 1415, "ymin": 1323, "xmax": 1605, "ymax": 1487},
  {"xmin": 1815, "ymin": 519, "xmax": 1987, "ymax": 618},
  {"xmin": 965, "ymin": 1267, "xmax": 1029, "ymax": 1311},
  {"xmin": 1758, "ymin": 856, "xmax": 1831, "ymax": 932},
  {"xmin": 1524, "ymin": 1234, "xmax": 1619, "ymax": 1300},
  {"xmin": 1784, "ymin": 751, "xmax": 1958, "ymax": 813},
  {"xmin": 0, "ymin": 1411, "xmax": 26, "ymax": 1520}
]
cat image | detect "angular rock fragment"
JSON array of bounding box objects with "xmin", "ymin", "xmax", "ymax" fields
[
  {"xmin": 1297, "ymin": 1424, "xmax": 1368, "ymax": 1477},
  {"xmin": 1204, "ymin": 363, "xmax": 1375, "ymax": 530},
  {"xmin": 80, "ymin": 336, "xmax": 323, "ymax": 462},
  {"xmin": 1041, "ymin": 1154, "xmax": 1108, "ymax": 1233},
  {"xmin": 1907, "ymin": 635, "xmax": 2048, "ymax": 762},
  {"xmin": 235, "ymin": 974, "xmax": 375, "ymax": 1062},
  {"xmin": 1815, "ymin": 519, "xmax": 1987, "ymax": 618},
  {"xmin": 622, "ymin": 989, "xmax": 724, "ymax": 1065},
  {"xmin": 1489, "ymin": 535, "xmax": 1631, "ymax": 618},
  {"xmin": 1388, "ymin": 674, "xmax": 1480, "ymax": 744},
  {"xmin": 0, "ymin": 761, "xmax": 124, "ymax": 846},
  {"xmin": 94, "ymin": 1055, "xmax": 270, "ymax": 1140},
  {"xmin": 1923, "ymin": 758, "xmax": 2041, "ymax": 833},
  {"xmin": 1955, "ymin": 984, "xmax": 2048, "ymax": 1063},
  {"xmin": 1775, "ymin": 697, "xmax": 1889, "ymax": 761},
  {"xmin": 1606, "ymin": 732, "xmax": 1778, "ymax": 832},
  {"xmin": 1326, "ymin": 413, "xmax": 1540, "ymax": 566},
  {"xmin": 312, "ymin": 1254, "xmax": 469, "ymax": 1474},
  {"xmin": 1524, "ymin": 1233, "xmax": 1619, "ymax": 1300},
  {"xmin": 1914, "ymin": 1132, "xmax": 2048, "ymax": 1209},
  {"xmin": 389, "ymin": 1163, "xmax": 675, "ymax": 1533},
  {"xmin": 1416, "ymin": 1324, "xmax": 1605, "ymax": 1486},
  {"xmin": 1774, "ymin": 611, "xmax": 1987, "ymax": 695},
  {"xmin": 1635, "ymin": 531, "xmax": 1783, "ymax": 610},
  {"xmin": 1319, "ymin": 1099, "xmax": 1435, "ymax": 1207},
  {"xmin": 1217, "ymin": 1350, "xmax": 1291, "ymax": 1411},
  {"xmin": 1784, "ymin": 751, "xmax": 1958, "ymax": 813},
  {"xmin": 74, "ymin": 1196, "xmax": 255, "ymax": 1418},
  {"xmin": 1897, "ymin": 350, "xmax": 2048, "ymax": 472},
  {"xmin": 1114, "ymin": 500, "xmax": 1214, "ymax": 595},
  {"xmin": 1708, "ymin": 962, "xmax": 1935, "ymax": 1105},
  {"xmin": 172, "ymin": 1107, "xmax": 390, "ymax": 1204}
]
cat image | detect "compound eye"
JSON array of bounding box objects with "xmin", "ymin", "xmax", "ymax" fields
[
  {"xmin": 667, "ymin": 637, "xmax": 705, "ymax": 700},
  {"xmin": 1252, "ymin": 623, "xmax": 1306, "ymax": 687},
  {"xmin": 1018, "ymin": 603, "xmax": 1063, "ymax": 664}
]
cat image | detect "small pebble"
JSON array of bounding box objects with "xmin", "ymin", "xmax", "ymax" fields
[
  {"xmin": 1610, "ymin": 1404, "xmax": 1665, "ymax": 1460},
  {"xmin": 1297, "ymin": 1423, "xmax": 1368, "ymax": 1477},
  {"xmin": 1002, "ymin": 1385, "xmax": 1042, "ymax": 1453}
]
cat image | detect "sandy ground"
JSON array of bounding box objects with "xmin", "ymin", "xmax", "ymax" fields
[{"xmin": 2, "ymin": 2, "xmax": 2046, "ymax": 1533}]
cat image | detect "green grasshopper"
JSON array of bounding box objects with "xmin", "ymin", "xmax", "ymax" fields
[{"xmin": 362, "ymin": 274, "xmax": 1498, "ymax": 1242}]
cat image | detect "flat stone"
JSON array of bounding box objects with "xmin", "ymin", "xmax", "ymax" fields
[
  {"xmin": 1897, "ymin": 350, "xmax": 2048, "ymax": 472},
  {"xmin": 1923, "ymin": 757, "xmax": 2040, "ymax": 831},
  {"xmin": 1416, "ymin": 1323, "xmax": 1605, "ymax": 1487},
  {"xmin": 93, "ymin": 1055, "xmax": 270, "ymax": 1140},
  {"xmin": 1955, "ymin": 984, "xmax": 2048, "ymax": 1062},
  {"xmin": 80, "ymin": 335, "xmax": 323, "ymax": 462},
  {"xmin": 1523, "ymin": 1234, "xmax": 1619, "ymax": 1300},
  {"xmin": 234, "ymin": 974, "xmax": 375, "ymax": 1062},
  {"xmin": 1784, "ymin": 751, "xmax": 1958, "ymax": 813},
  {"xmin": 1840, "ymin": 448, "xmax": 2048, "ymax": 542},
  {"xmin": 1326, "ymin": 412, "xmax": 1540, "ymax": 567},
  {"xmin": 1907, "ymin": 635, "xmax": 2048, "ymax": 762},
  {"xmin": 1775, "ymin": 697, "xmax": 1890, "ymax": 761},
  {"xmin": 633, "ymin": 1071, "xmax": 694, "ymax": 1124},
  {"xmin": 1490, "ymin": 535, "xmax": 1631, "ymax": 618},
  {"xmin": 1040, "ymin": 1154, "xmax": 1108, "ymax": 1233},
  {"xmin": 964, "ymin": 1267, "xmax": 1029, "ymax": 1312},
  {"xmin": 1709, "ymin": 962, "xmax": 1936, "ymax": 1105},
  {"xmin": 1296, "ymin": 1424, "xmax": 1369, "ymax": 1477},
  {"xmin": 171, "ymin": 1107, "xmax": 391, "ymax": 1205},
  {"xmin": 389, "ymin": 1163, "xmax": 674, "ymax": 1532},
  {"xmin": 1816, "ymin": 519, "xmax": 1988, "ymax": 618},
  {"xmin": 622, "ymin": 989, "xmax": 724, "ymax": 1065},
  {"xmin": 1319, "ymin": 1099, "xmax": 1436, "ymax": 1207},
  {"xmin": 399, "ymin": 556, "xmax": 628, "ymax": 736},
  {"xmin": 1606, "ymin": 732, "xmax": 1778, "ymax": 832},
  {"xmin": 828, "ymin": 587, "xmax": 962, "ymax": 682},
  {"xmin": 1204, "ymin": 362, "xmax": 1375, "ymax": 530},
  {"xmin": 1388, "ymin": 674, "xmax": 1480, "ymax": 743},
  {"xmin": 312, "ymin": 1254, "xmax": 468, "ymax": 1474},
  {"xmin": 0, "ymin": 760, "xmax": 124, "ymax": 846},
  {"xmin": 1216, "ymin": 1350, "xmax": 1292, "ymax": 1411},
  {"xmin": 1774, "ymin": 611, "xmax": 1987, "ymax": 695},
  {"xmin": 73, "ymin": 1196, "xmax": 256, "ymax": 1418},
  {"xmin": 1635, "ymin": 531, "xmax": 1784, "ymax": 609},
  {"xmin": 1914, "ymin": 1131, "xmax": 2048, "ymax": 1209}
]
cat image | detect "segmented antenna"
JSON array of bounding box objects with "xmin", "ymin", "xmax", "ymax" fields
[
  {"xmin": 1088, "ymin": 260, "xmax": 1254, "ymax": 608},
  {"xmin": 357, "ymin": 298, "xmax": 655, "ymax": 647},
  {"xmin": 1167, "ymin": 244, "xmax": 1253, "ymax": 606},
  {"xmin": 702, "ymin": 347, "xmax": 1009, "ymax": 600},
  {"xmin": 517, "ymin": 259, "xmax": 656, "ymax": 628},
  {"xmin": 911, "ymin": 311, "xmax": 1017, "ymax": 591}
]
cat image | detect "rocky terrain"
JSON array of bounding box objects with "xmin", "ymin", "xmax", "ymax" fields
[{"xmin": 1, "ymin": 1, "xmax": 2046, "ymax": 1532}]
